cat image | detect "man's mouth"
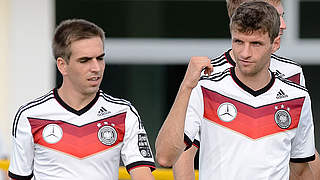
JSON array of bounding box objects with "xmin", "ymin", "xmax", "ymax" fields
[{"xmin": 88, "ymin": 77, "xmax": 100, "ymax": 81}]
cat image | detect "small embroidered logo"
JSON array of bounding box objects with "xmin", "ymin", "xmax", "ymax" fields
[{"xmin": 97, "ymin": 107, "xmax": 111, "ymax": 116}]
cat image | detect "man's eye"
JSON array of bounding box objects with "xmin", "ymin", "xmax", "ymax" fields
[
  {"xmin": 80, "ymin": 60, "xmax": 88, "ymax": 63},
  {"xmin": 252, "ymin": 42, "xmax": 261, "ymax": 46}
]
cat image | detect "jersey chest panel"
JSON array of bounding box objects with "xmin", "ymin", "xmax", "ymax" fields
[
  {"xmin": 28, "ymin": 112, "xmax": 126, "ymax": 159},
  {"xmin": 196, "ymin": 77, "xmax": 308, "ymax": 180},
  {"xmin": 201, "ymin": 86, "xmax": 304, "ymax": 139},
  {"xmin": 26, "ymin": 98, "xmax": 128, "ymax": 159}
]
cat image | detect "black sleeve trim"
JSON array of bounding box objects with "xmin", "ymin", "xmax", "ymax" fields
[
  {"xmin": 290, "ymin": 154, "xmax": 315, "ymax": 163},
  {"xmin": 192, "ymin": 139, "xmax": 200, "ymax": 149},
  {"xmin": 184, "ymin": 133, "xmax": 193, "ymax": 151},
  {"xmin": 8, "ymin": 171, "xmax": 33, "ymax": 180},
  {"xmin": 126, "ymin": 161, "xmax": 156, "ymax": 172}
]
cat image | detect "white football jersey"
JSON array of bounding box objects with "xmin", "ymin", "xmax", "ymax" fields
[
  {"xmin": 184, "ymin": 67, "xmax": 315, "ymax": 180},
  {"xmin": 9, "ymin": 89, "xmax": 155, "ymax": 180},
  {"xmin": 192, "ymin": 49, "xmax": 306, "ymax": 147}
]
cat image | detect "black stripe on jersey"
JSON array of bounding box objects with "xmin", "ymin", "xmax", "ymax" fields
[
  {"xmin": 8, "ymin": 171, "xmax": 33, "ymax": 180},
  {"xmin": 271, "ymin": 54, "xmax": 301, "ymax": 67},
  {"xmin": 224, "ymin": 49, "xmax": 236, "ymax": 66},
  {"xmin": 202, "ymin": 86, "xmax": 306, "ymax": 109},
  {"xmin": 184, "ymin": 133, "xmax": 193, "ymax": 150},
  {"xmin": 210, "ymin": 49, "xmax": 235, "ymax": 67},
  {"xmin": 100, "ymin": 92, "xmax": 143, "ymax": 129},
  {"xmin": 12, "ymin": 91, "xmax": 54, "ymax": 137},
  {"xmin": 210, "ymin": 53, "xmax": 224, "ymax": 63},
  {"xmin": 126, "ymin": 161, "xmax": 156, "ymax": 172},
  {"xmin": 276, "ymin": 76, "xmax": 308, "ymax": 92},
  {"xmin": 99, "ymin": 90, "xmax": 130, "ymax": 104},
  {"xmin": 231, "ymin": 67, "xmax": 275, "ymax": 97},
  {"xmin": 290, "ymin": 154, "xmax": 315, "ymax": 163},
  {"xmin": 210, "ymin": 53, "xmax": 229, "ymax": 67},
  {"xmin": 200, "ymin": 68, "xmax": 230, "ymax": 82},
  {"xmin": 192, "ymin": 139, "xmax": 200, "ymax": 149},
  {"xmin": 27, "ymin": 112, "xmax": 127, "ymax": 127},
  {"xmin": 53, "ymin": 88, "xmax": 99, "ymax": 116}
]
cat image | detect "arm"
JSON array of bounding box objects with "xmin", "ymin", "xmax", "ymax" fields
[
  {"xmin": 121, "ymin": 105, "xmax": 156, "ymax": 177},
  {"xmin": 309, "ymin": 150, "xmax": 320, "ymax": 179},
  {"xmin": 155, "ymin": 56, "xmax": 212, "ymax": 167},
  {"xmin": 1, "ymin": 170, "xmax": 8, "ymax": 180},
  {"xmin": 173, "ymin": 145, "xmax": 198, "ymax": 180},
  {"xmin": 290, "ymin": 162, "xmax": 314, "ymax": 180},
  {"xmin": 289, "ymin": 93, "xmax": 315, "ymax": 180},
  {"xmin": 130, "ymin": 167, "xmax": 155, "ymax": 180},
  {"xmin": 8, "ymin": 112, "xmax": 34, "ymax": 180}
]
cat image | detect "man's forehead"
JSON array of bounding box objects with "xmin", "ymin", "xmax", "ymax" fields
[{"xmin": 231, "ymin": 29, "xmax": 269, "ymax": 39}]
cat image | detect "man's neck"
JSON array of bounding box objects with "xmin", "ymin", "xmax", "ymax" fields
[
  {"xmin": 234, "ymin": 67, "xmax": 271, "ymax": 91},
  {"xmin": 57, "ymin": 85, "xmax": 97, "ymax": 111},
  {"xmin": 230, "ymin": 49, "xmax": 271, "ymax": 91}
]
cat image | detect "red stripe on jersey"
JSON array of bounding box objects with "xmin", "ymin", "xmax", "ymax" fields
[
  {"xmin": 287, "ymin": 73, "xmax": 300, "ymax": 85},
  {"xmin": 202, "ymin": 87, "xmax": 304, "ymax": 139},
  {"xmin": 28, "ymin": 113, "xmax": 126, "ymax": 158}
]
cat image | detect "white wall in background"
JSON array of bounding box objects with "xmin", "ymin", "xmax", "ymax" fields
[{"xmin": 0, "ymin": 0, "xmax": 55, "ymax": 153}]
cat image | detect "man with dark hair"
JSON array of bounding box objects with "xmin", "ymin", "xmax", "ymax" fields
[
  {"xmin": 173, "ymin": 0, "xmax": 320, "ymax": 179},
  {"xmin": 9, "ymin": 19, "xmax": 155, "ymax": 180},
  {"xmin": 156, "ymin": 1, "xmax": 315, "ymax": 179}
]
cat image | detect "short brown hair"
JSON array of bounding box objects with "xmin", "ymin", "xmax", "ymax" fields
[
  {"xmin": 52, "ymin": 19, "xmax": 105, "ymax": 63},
  {"xmin": 230, "ymin": 1, "xmax": 280, "ymax": 43},
  {"xmin": 226, "ymin": 0, "xmax": 281, "ymax": 18}
]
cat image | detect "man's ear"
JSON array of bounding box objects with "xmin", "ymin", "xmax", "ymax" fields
[
  {"xmin": 271, "ymin": 35, "xmax": 281, "ymax": 53},
  {"xmin": 56, "ymin": 57, "xmax": 68, "ymax": 76}
]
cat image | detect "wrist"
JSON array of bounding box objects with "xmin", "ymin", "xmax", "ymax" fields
[{"xmin": 179, "ymin": 82, "xmax": 194, "ymax": 94}]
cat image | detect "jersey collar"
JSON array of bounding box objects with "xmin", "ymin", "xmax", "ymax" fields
[
  {"xmin": 230, "ymin": 67, "xmax": 275, "ymax": 97},
  {"xmin": 224, "ymin": 49, "xmax": 236, "ymax": 67},
  {"xmin": 53, "ymin": 88, "xmax": 100, "ymax": 116}
]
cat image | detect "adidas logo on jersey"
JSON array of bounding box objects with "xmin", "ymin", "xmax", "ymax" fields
[
  {"xmin": 276, "ymin": 89, "xmax": 288, "ymax": 99},
  {"xmin": 97, "ymin": 107, "xmax": 111, "ymax": 116},
  {"xmin": 274, "ymin": 70, "xmax": 285, "ymax": 78}
]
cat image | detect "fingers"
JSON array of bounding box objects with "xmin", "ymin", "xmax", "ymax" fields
[
  {"xmin": 182, "ymin": 56, "xmax": 212, "ymax": 90},
  {"xmin": 189, "ymin": 56, "xmax": 212, "ymax": 75},
  {"xmin": 204, "ymin": 65, "xmax": 213, "ymax": 75}
]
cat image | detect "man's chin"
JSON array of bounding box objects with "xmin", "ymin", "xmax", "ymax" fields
[{"xmin": 85, "ymin": 86, "xmax": 100, "ymax": 95}]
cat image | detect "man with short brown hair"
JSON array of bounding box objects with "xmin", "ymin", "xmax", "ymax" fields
[
  {"xmin": 9, "ymin": 19, "xmax": 155, "ymax": 180},
  {"xmin": 157, "ymin": 1, "xmax": 315, "ymax": 179}
]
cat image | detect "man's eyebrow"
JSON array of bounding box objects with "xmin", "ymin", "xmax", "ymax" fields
[
  {"xmin": 78, "ymin": 56, "xmax": 92, "ymax": 61},
  {"xmin": 78, "ymin": 53, "xmax": 105, "ymax": 60},
  {"xmin": 232, "ymin": 37, "xmax": 242, "ymax": 41},
  {"xmin": 97, "ymin": 53, "xmax": 105, "ymax": 59}
]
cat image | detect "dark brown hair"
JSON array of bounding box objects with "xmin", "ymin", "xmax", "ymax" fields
[
  {"xmin": 230, "ymin": 1, "xmax": 280, "ymax": 43},
  {"xmin": 226, "ymin": 0, "xmax": 281, "ymax": 18},
  {"xmin": 52, "ymin": 19, "xmax": 105, "ymax": 63}
]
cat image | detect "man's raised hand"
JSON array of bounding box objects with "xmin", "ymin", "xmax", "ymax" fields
[{"xmin": 181, "ymin": 56, "xmax": 213, "ymax": 90}]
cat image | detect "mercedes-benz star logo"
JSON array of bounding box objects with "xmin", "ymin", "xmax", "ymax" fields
[
  {"xmin": 42, "ymin": 124, "xmax": 63, "ymax": 144},
  {"xmin": 217, "ymin": 102, "xmax": 237, "ymax": 122}
]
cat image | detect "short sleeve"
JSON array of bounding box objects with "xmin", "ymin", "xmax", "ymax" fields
[
  {"xmin": 120, "ymin": 105, "xmax": 155, "ymax": 172},
  {"xmin": 192, "ymin": 133, "xmax": 200, "ymax": 149},
  {"xmin": 300, "ymin": 70, "xmax": 306, "ymax": 87},
  {"xmin": 8, "ymin": 112, "xmax": 35, "ymax": 179},
  {"xmin": 290, "ymin": 94, "xmax": 315, "ymax": 163},
  {"xmin": 184, "ymin": 85, "xmax": 203, "ymax": 148}
]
